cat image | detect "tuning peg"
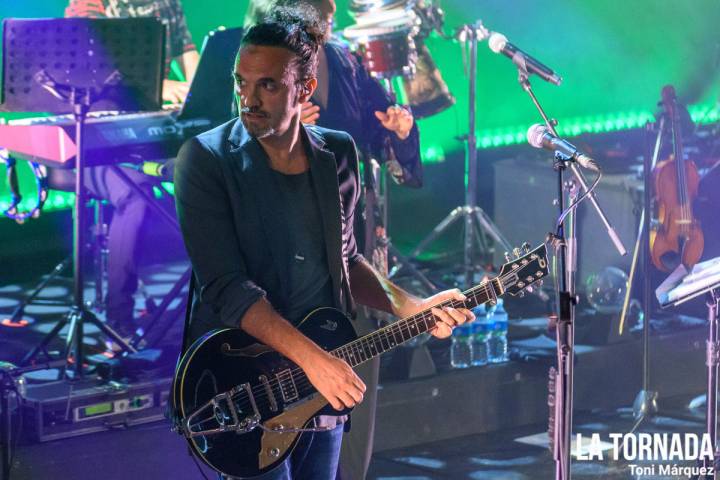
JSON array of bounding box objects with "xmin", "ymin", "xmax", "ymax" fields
[
  {"xmin": 522, "ymin": 242, "xmax": 531, "ymax": 254},
  {"xmin": 513, "ymin": 247, "xmax": 522, "ymax": 258},
  {"xmin": 504, "ymin": 251, "xmax": 512, "ymax": 262}
]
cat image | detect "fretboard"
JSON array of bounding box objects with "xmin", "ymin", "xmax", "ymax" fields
[{"xmin": 331, "ymin": 279, "xmax": 500, "ymax": 368}]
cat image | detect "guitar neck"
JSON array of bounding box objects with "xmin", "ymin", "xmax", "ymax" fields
[{"xmin": 331, "ymin": 278, "xmax": 501, "ymax": 368}]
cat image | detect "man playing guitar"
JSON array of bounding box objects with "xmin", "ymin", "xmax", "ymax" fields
[{"xmin": 173, "ymin": 6, "xmax": 473, "ymax": 479}]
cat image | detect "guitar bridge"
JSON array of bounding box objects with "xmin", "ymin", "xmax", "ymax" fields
[{"xmin": 183, "ymin": 383, "xmax": 261, "ymax": 438}]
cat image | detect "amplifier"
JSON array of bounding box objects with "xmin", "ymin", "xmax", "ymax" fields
[
  {"xmin": 21, "ymin": 376, "xmax": 172, "ymax": 442},
  {"xmin": 492, "ymin": 156, "xmax": 640, "ymax": 291},
  {"xmin": 492, "ymin": 156, "xmax": 642, "ymax": 343}
]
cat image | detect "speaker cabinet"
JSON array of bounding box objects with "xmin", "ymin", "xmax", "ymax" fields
[{"xmin": 492, "ymin": 156, "xmax": 640, "ymax": 295}]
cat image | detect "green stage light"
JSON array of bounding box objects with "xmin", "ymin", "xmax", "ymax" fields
[
  {"xmin": 690, "ymin": 104, "xmax": 720, "ymax": 124},
  {"xmin": 470, "ymin": 105, "xmax": 720, "ymax": 150},
  {"xmin": 0, "ymin": 191, "xmax": 74, "ymax": 218},
  {"xmin": 162, "ymin": 182, "xmax": 175, "ymax": 195},
  {"xmin": 49, "ymin": 191, "xmax": 74, "ymax": 211},
  {"xmin": 1, "ymin": 104, "xmax": 715, "ymax": 217},
  {"xmin": 422, "ymin": 145, "xmax": 446, "ymax": 164}
]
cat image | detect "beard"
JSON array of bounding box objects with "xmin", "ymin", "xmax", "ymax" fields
[
  {"xmin": 240, "ymin": 112, "xmax": 275, "ymax": 139},
  {"xmin": 242, "ymin": 119, "xmax": 275, "ymax": 138}
]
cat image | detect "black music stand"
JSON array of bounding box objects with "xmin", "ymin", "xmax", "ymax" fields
[
  {"xmin": 657, "ymin": 257, "xmax": 720, "ymax": 475},
  {"xmin": 1, "ymin": 18, "xmax": 165, "ymax": 377}
]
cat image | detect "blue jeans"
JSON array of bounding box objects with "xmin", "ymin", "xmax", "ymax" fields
[{"xmin": 222, "ymin": 425, "xmax": 344, "ymax": 480}]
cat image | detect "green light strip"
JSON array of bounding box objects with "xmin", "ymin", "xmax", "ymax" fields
[
  {"xmin": 0, "ymin": 190, "xmax": 75, "ymax": 218},
  {"xmin": 2, "ymin": 102, "xmax": 717, "ymax": 217},
  {"xmin": 476, "ymin": 102, "xmax": 719, "ymax": 150}
]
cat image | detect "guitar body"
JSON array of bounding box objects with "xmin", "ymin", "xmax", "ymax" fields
[
  {"xmin": 172, "ymin": 307, "xmax": 356, "ymax": 478},
  {"xmin": 171, "ymin": 243, "xmax": 549, "ymax": 479}
]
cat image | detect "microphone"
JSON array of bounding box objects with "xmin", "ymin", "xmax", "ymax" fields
[
  {"xmin": 527, "ymin": 124, "xmax": 600, "ymax": 172},
  {"xmin": 488, "ymin": 32, "xmax": 562, "ymax": 86}
]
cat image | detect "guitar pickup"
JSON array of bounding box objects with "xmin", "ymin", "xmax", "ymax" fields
[
  {"xmin": 259, "ymin": 374, "xmax": 278, "ymax": 412},
  {"xmin": 276, "ymin": 369, "xmax": 299, "ymax": 404}
]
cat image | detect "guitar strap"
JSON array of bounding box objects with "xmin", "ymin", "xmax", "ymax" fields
[{"xmin": 180, "ymin": 272, "xmax": 195, "ymax": 356}]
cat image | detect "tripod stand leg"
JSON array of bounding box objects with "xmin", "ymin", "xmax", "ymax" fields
[
  {"xmin": 472, "ymin": 207, "xmax": 513, "ymax": 253},
  {"xmin": 88, "ymin": 313, "xmax": 137, "ymax": 355},
  {"xmin": 130, "ymin": 267, "xmax": 192, "ymax": 349},
  {"xmin": 471, "ymin": 217, "xmax": 490, "ymax": 253},
  {"xmin": 6, "ymin": 257, "xmax": 71, "ymax": 324},
  {"xmin": 19, "ymin": 315, "xmax": 70, "ymax": 366},
  {"xmin": 387, "ymin": 244, "xmax": 436, "ymax": 292},
  {"xmin": 58, "ymin": 307, "xmax": 82, "ymax": 379},
  {"xmin": 410, "ymin": 207, "xmax": 464, "ymax": 259}
]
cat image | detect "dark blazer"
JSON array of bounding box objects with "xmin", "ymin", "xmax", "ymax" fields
[{"xmin": 174, "ymin": 118, "xmax": 363, "ymax": 340}]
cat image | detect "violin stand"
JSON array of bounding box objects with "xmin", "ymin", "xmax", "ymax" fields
[
  {"xmin": 633, "ymin": 118, "xmax": 666, "ymax": 425},
  {"xmin": 616, "ymin": 112, "xmax": 670, "ymax": 440}
]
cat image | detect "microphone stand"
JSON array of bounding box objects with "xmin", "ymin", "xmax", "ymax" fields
[
  {"xmin": 514, "ymin": 67, "xmax": 627, "ymax": 480},
  {"xmin": 409, "ymin": 20, "xmax": 513, "ymax": 288}
]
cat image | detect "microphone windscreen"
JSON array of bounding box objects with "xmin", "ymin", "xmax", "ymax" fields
[
  {"xmin": 488, "ymin": 32, "xmax": 507, "ymax": 53},
  {"xmin": 526, "ymin": 124, "xmax": 547, "ymax": 149}
]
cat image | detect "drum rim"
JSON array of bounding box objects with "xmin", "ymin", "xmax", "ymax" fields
[
  {"xmin": 343, "ymin": 27, "xmax": 414, "ymax": 39},
  {"xmin": 343, "ymin": 10, "xmax": 417, "ymax": 38},
  {"xmin": 353, "ymin": 7, "xmax": 416, "ymax": 25},
  {"xmin": 349, "ymin": 0, "xmax": 408, "ymax": 13}
]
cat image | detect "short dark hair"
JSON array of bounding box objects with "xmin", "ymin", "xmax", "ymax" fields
[{"xmin": 238, "ymin": 4, "xmax": 326, "ymax": 82}]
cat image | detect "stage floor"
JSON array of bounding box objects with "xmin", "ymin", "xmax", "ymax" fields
[
  {"xmin": 6, "ymin": 397, "xmax": 709, "ymax": 479},
  {"xmin": 1, "ymin": 259, "xmax": 714, "ymax": 479}
]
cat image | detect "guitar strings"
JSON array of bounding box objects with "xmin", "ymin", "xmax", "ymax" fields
[
  {"xmin": 221, "ymin": 281, "xmax": 496, "ymax": 416},
  {"xmin": 210, "ymin": 264, "xmax": 540, "ymax": 422},
  {"xmin": 226, "ymin": 267, "xmax": 533, "ymax": 417}
]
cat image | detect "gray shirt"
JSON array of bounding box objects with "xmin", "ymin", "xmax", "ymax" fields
[{"xmin": 271, "ymin": 169, "xmax": 335, "ymax": 323}]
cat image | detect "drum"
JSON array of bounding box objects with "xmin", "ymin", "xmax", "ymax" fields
[{"xmin": 342, "ymin": 10, "xmax": 419, "ymax": 79}]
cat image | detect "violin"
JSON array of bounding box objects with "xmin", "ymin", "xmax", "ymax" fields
[{"xmin": 649, "ymin": 85, "xmax": 704, "ymax": 272}]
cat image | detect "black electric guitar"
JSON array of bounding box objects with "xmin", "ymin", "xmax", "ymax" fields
[{"xmin": 172, "ymin": 243, "xmax": 549, "ymax": 478}]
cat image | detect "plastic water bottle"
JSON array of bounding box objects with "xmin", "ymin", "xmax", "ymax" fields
[
  {"xmin": 488, "ymin": 299, "xmax": 509, "ymax": 363},
  {"xmin": 471, "ymin": 304, "xmax": 490, "ymax": 366},
  {"xmin": 450, "ymin": 321, "xmax": 473, "ymax": 369}
]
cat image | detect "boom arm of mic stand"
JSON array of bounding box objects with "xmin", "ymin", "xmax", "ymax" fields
[
  {"xmin": 567, "ymin": 162, "xmax": 627, "ymax": 256},
  {"xmin": 518, "ymin": 72, "xmax": 627, "ymax": 257}
]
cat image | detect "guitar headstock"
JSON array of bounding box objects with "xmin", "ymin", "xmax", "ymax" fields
[{"xmin": 497, "ymin": 243, "xmax": 549, "ymax": 297}]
